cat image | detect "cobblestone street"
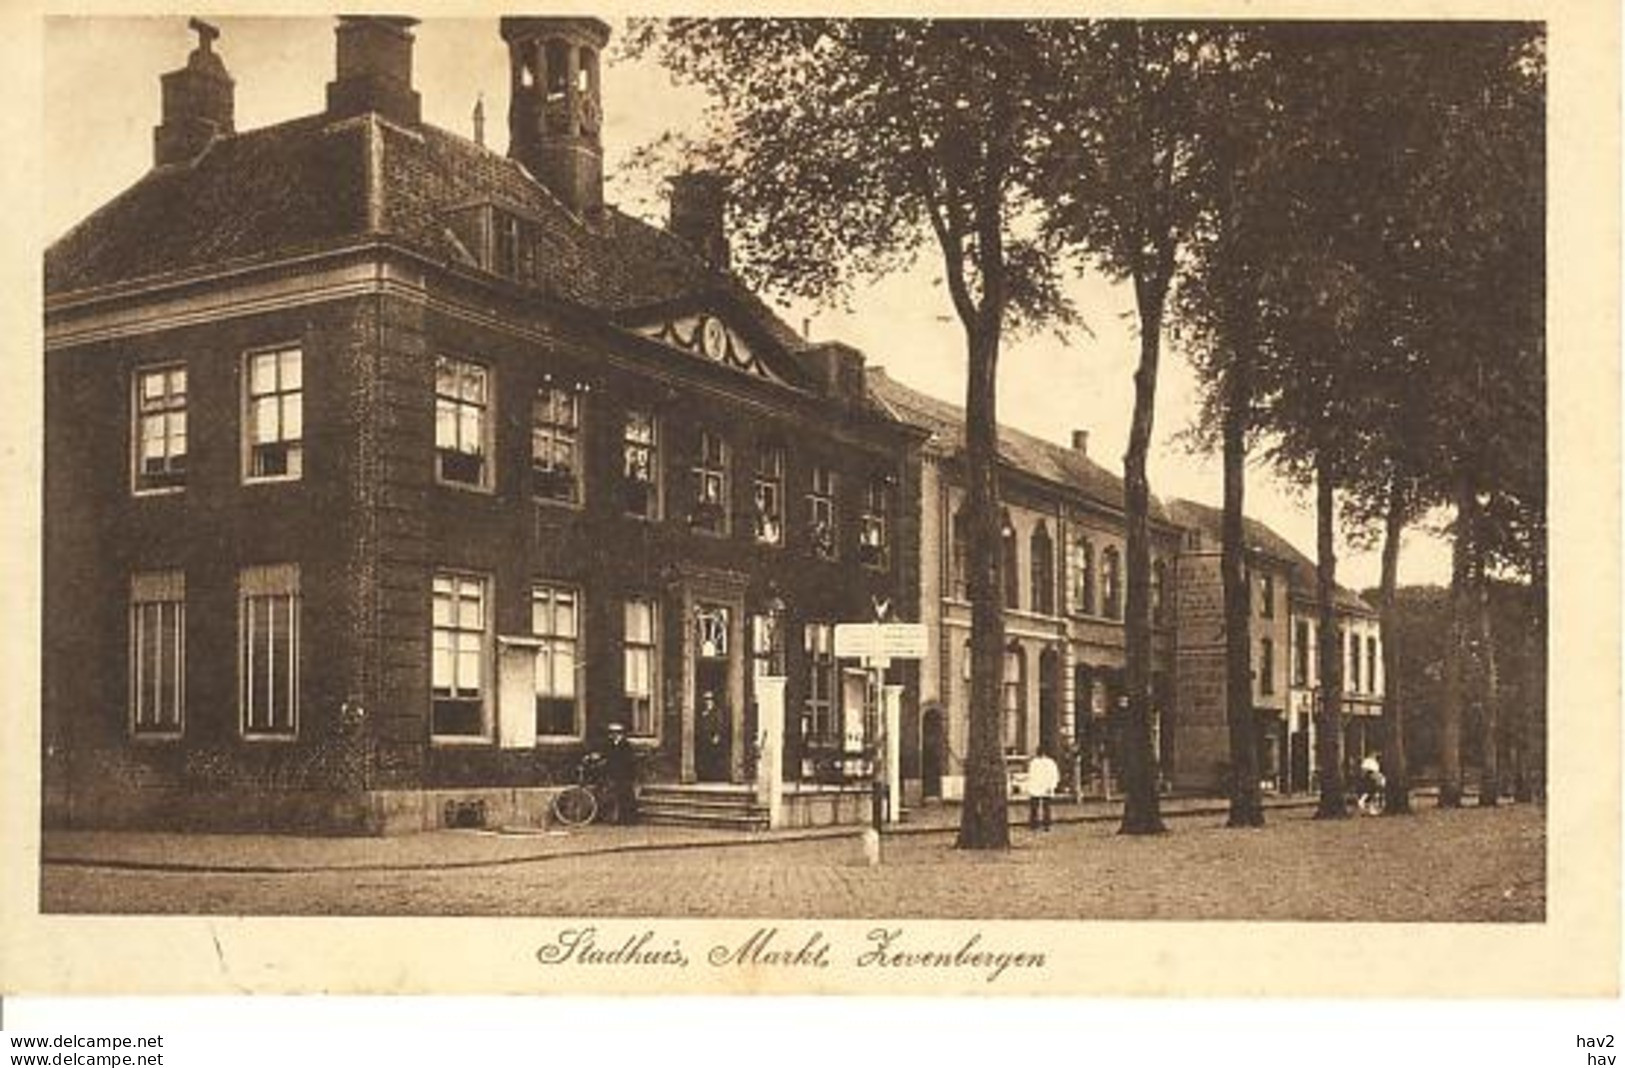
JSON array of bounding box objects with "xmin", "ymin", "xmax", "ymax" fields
[{"xmin": 41, "ymin": 803, "xmax": 1544, "ymax": 922}]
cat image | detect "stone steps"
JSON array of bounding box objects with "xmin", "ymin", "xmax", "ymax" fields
[{"xmin": 638, "ymin": 785, "xmax": 769, "ymax": 831}]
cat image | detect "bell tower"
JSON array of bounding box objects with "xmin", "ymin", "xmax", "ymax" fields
[{"xmin": 500, "ymin": 17, "xmax": 611, "ymax": 216}]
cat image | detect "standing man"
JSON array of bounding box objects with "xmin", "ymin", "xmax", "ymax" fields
[
  {"xmin": 603, "ymin": 723, "xmax": 639, "ymax": 825},
  {"xmin": 1027, "ymin": 747, "xmax": 1060, "ymax": 831}
]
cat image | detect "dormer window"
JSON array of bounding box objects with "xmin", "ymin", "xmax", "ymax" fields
[{"xmin": 531, "ymin": 383, "xmax": 581, "ymax": 505}]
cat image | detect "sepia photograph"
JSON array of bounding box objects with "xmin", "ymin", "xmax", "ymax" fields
[{"xmin": 8, "ymin": 6, "xmax": 1617, "ymax": 1000}]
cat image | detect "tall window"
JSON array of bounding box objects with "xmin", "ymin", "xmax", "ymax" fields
[
  {"xmin": 1102, "ymin": 546, "xmax": 1122, "ymax": 620},
  {"xmin": 533, "ymin": 584, "xmax": 581, "ymax": 738},
  {"xmin": 804, "ymin": 622, "xmax": 838, "ymax": 744},
  {"xmin": 1030, "ymin": 524, "xmax": 1055, "ymax": 616},
  {"xmin": 1152, "ymin": 559, "xmax": 1168, "ymax": 625},
  {"xmin": 432, "ymin": 573, "xmax": 487, "ymax": 738},
  {"xmin": 752, "ymin": 444, "xmax": 785, "ymax": 545},
  {"xmin": 129, "ymin": 571, "xmax": 184, "ymax": 737},
  {"xmin": 950, "ymin": 508, "xmax": 969, "ymax": 600},
  {"xmin": 1294, "ymin": 619, "xmax": 1311, "ymax": 687},
  {"xmin": 859, "ymin": 476, "xmax": 890, "ymax": 568},
  {"xmin": 1348, "ymin": 629, "xmax": 1360, "ymax": 692},
  {"xmin": 807, "ymin": 465, "xmax": 837, "ymax": 560},
  {"xmin": 1002, "ymin": 647, "xmax": 1025, "ymax": 752},
  {"xmin": 531, "ymin": 384, "xmax": 581, "ymax": 504},
  {"xmin": 1260, "ymin": 573, "xmax": 1275, "ymax": 618},
  {"xmin": 245, "ymin": 347, "xmax": 302, "ymax": 481},
  {"xmin": 623, "ymin": 408, "xmax": 660, "ymax": 519},
  {"xmin": 691, "ymin": 429, "xmax": 728, "ymax": 534},
  {"xmin": 623, "ymin": 598, "xmax": 659, "ymax": 738},
  {"xmin": 240, "ymin": 564, "xmax": 300, "ymax": 738},
  {"xmin": 1001, "ymin": 513, "xmax": 1020, "ymax": 610},
  {"xmin": 1072, "ymin": 537, "xmax": 1096, "ymax": 616},
  {"xmin": 435, "ymin": 357, "xmax": 490, "ymax": 488},
  {"xmin": 1367, "ymin": 635, "xmax": 1379, "ymax": 693},
  {"xmin": 134, "ymin": 365, "xmax": 187, "ymax": 492},
  {"xmin": 1260, "ymin": 636, "xmax": 1275, "ymax": 696},
  {"xmin": 751, "ymin": 611, "xmax": 786, "ymax": 677}
]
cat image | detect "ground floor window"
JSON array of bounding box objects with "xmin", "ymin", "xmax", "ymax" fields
[
  {"xmin": 1002, "ymin": 647, "xmax": 1026, "ymax": 753},
  {"xmin": 432, "ymin": 572, "xmax": 488, "ymax": 738},
  {"xmin": 130, "ymin": 571, "xmax": 185, "ymax": 737},
  {"xmin": 624, "ymin": 597, "xmax": 659, "ymax": 737},
  {"xmin": 803, "ymin": 621, "xmax": 838, "ymax": 744},
  {"xmin": 533, "ymin": 583, "xmax": 581, "ymax": 738},
  {"xmin": 240, "ymin": 564, "xmax": 300, "ymax": 738}
]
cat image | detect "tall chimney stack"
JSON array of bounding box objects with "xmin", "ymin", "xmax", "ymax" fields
[
  {"xmin": 153, "ymin": 18, "xmax": 234, "ymax": 167},
  {"xmin": 669, "ymin": 172, "xmax": 729, "ymax": 270},
  {"xmin": 1071, "ymin": 430, "xmax": 1089, "ymax": 455},
  {"xmin": 325, "ymin": 16, "xmax": 421, "ymax": 127}
]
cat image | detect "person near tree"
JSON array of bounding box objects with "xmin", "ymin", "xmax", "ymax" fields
[{"xmin": 1026, "ymin": 748, "xmax": 1060, "ymax": 831}]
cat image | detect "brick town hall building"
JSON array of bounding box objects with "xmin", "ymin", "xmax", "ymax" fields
[{"xmin": 44, "ymin": 17, "xmax": 925, "ymax": 832}]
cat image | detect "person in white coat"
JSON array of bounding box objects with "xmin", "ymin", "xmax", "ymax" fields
[{"xmin": 1026, "ymin": 748, "xmax": 1060, "ymax": 831}]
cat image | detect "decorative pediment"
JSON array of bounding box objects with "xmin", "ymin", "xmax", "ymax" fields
[{"xmin": 634, "ymin": 312, "xmax": 784, "ymax": 384}]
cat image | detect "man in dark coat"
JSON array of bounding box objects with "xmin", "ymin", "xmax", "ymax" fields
[{"xmin": 602, "ymin": 722, "xmax": 638, "ymax": 825}]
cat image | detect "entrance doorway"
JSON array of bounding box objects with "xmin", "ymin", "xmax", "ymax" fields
[
  {"xmin": 694, "ymin": 604, "xmax": 733, "ymax": 782},
  {"xmin": 1038, "ymin": 648, "xmax": 1061, "ymax": 757}
]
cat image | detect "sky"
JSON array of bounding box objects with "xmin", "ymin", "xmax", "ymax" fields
[{"xmin": 42, "ymin": 15, "xmax": 1457, "ymax": 590}]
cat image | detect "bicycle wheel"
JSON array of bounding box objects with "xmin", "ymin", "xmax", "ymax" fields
[{"xmin": 551, "ymin": 785, "xmax": 597, "ymax": 827}]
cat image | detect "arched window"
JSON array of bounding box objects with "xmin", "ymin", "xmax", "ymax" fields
[
  {"xmin": 1151, "ymin": 559, "xmax": 1167, "ymax": 625},
  {"xmin": 1002, "ymin": 645, "xmax": 1026, "ymax": 753},
  {"xmin": 1030, "ymin": 523, "xmax": 1055, "ymax": 616},
  {"xmin": 1102, "ymin": 546, "xmax": 1122, "ymax": 621},
  {"xmin": 1000, "ymin": 511, "xmax": 1020, "ymax": 610},
  {"xmin": 950, "ymin": 507, "xmax": 969, "ymax": 601},
  {"xmin": 1072, "ymin": 536, "xmax": 1096, "ymax": 616}
]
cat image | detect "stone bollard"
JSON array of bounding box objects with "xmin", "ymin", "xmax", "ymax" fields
[{"xmin": 861, "ymin": 826, "xmax": 881, "ymax": 867}]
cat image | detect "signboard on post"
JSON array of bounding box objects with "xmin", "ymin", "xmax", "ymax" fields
[{"xmin": 834, "ymin": 622, "xmax": 928, "ymax": 666}]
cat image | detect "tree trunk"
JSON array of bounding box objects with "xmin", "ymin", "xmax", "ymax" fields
[
  {"xmin": 1313, "ymin": 458, "xmax": 1347, "ymax": 819},
  {"xmin": 1119, "ymin": 276, "xmax": 1168, "ymax": 836},
  {"xmin": 1378, "ymin": 481, "xmax": 1411, "ymax": 815},
  {"xmin": 955, "ymin": 322, "xmax": 1010, "ymax": 849},
  {"xmin": 1476, "ymin": 548, "xmax": 1501, "ymax": 807},
  {"xmin": 1438, "ymin": 475, "xmax": 1471, "ymax": 807},
  {"xmin": 1221, "ymin": 366, "xmax": 1263, "ymax": 827}
]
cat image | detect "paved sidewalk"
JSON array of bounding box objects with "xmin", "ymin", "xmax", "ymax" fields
[{"xmin": 41, "ymin": 792, "xmax": 1327, "ymax": 874}]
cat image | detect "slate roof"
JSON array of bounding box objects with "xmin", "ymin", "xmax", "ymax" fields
[
  {"xmin": 45, "ymin": 112, "xmax": 806, "ymax": 360},
  {"xmin": 866, "ymin": 367, "xmax": 1173, "ymax": 525},
  {"xmin": 1165, "ymin": 497, "xmax": 1375, "ymax": 614}
]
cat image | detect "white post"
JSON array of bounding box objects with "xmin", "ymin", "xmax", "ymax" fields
[
  {"xmin": 884, "ymin": 683, "xmax": 903, "ymax": 825},
  {"xmin": 755, "ymin": 675, "xmax": 787, "ymax": 829}
]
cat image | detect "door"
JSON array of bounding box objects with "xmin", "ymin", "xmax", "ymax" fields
[
  {"xmin": 1038, "ymin": 648, "xmax": 1061, "ymax": 757},
  {"xmin": 693, "ymin": 603, "xmax": 733, "ymax": 782}
]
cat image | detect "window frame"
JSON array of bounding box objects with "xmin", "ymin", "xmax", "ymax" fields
[
  {"xmin": 434, "ymin": 356, "xmax": 494, "ymax": 492},
  {"xmin": 803, "ymin": 621, "xmax": 839, "ymax": 746},
  {"xmin": 242, "ymin": 344, "xmax": 304, "ymax": 485},
  {"xmin": 132, "ymin": 363, "xmax": 188, "ymax": 496},
  {"xmin": 1072, "ymin": 536, "xmax": 1097, "ymax": 617},
  {"xmin": 1259, "ymin": 636, "xmax": 1275, "ymax": 696},
  {"xmin": 129, "ymin": 571, "xmax": 185, "ymax": 740},
  {"xmin": 752, "ymin": 443, "xmax": 785, "ymax": 546},
  {"xmin": 1030, "ymin": 523, "xmax": 1055, "ymax": 616},
  {"xmin": 859, "ymin": 476, "xmax": 890, "ymax": 569},
  {"xmin": 532, "ymin": 582, "xmax": 584, "ymax": 742},
  {"xmin": 807, "ymin": 464, "xmax": 838, "ymax": 560},
  {"xmin": 530, "ymin": 382, "xmax": 584, "ymax": 506},
  {"xmin": 1101, "ymin": 546, "xmax": 1123, "ymax": 621},
  {"xmin": 623, "ymin": 596, "xmax": 660, "ymax": 740},
  {"xmin": 431, "ymin": 570, "xmax": 492, "ymax": 743},
  {"xmin": 239, "ymin": 564, "xmax": 301, "ymax": 741},
  {"xmin": 622, "ymin": 407, "xmax": 662, "ymax": 520},
  {"xmin": 1000, "ymin": 512, "xmax": 1020, "ymax": 610},
  {"xmin": 690, "ymin": 429, "xmax": 729, "ymax": 535}
]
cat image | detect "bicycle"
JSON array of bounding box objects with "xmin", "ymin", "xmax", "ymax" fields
[{"xmin": 550, "ymin": 752, "xmax": 607, "ymax": 828}]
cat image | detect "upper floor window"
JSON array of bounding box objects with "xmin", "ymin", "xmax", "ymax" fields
[
  {"xmin": 624, "ymin": 598, "xmax": 660, "ymax": 737},
  {"xmin": 950, "ymin": 508, "xmax": 969, "ymax": 600},
  {"xmin": 134, "ymin": 365, "xmax": 187, "ymax": 493},
  {"xmin": 623, "ymin": 408, "xmax": 660, "ymax": 519},
  {"xmin": 859, "ymin": 476, "xmax": 890, "ymax": 568},
  {"xmin": 1151, "ymin": 559, "xmax": 1168, "ymax": 625},
  {"xmin": 1101, "ymin": 546, "xmax": 1123, "ymax": 621},
  {"xmin": 1294, "ymin": 619, "xmax": 1311, "ymax": 687},
  {"xmin": 1349, "ymin": 630, "xmax": 1362, "ymax": 693},
  {"xmin": 1260, "ymin": 573, "xmax": 1275, "ymax": 618},
  {"xmin": 690, "ymin": 430, "xmax": 728, "ymax": 535},
  {"xmin": 1259, "ymin": 636, "xmax": 1275, "ymax": 695},
  {"xmin": 1000, "ymin": 513, "xmax": 1020, "ymax": 609},
  {"xmin": 1366, "ymin": 636, "xmax": 1379, "ymax": 693},
  {"xmin": 807, "ymin": 465, "xmax": 837, "ymax": 560},
  {"xmin": 432, "ymin": 572, "xmax": 488, "ymax": 739},
  {"xmin": 752, "ymin": 444, "xmax": 785, "ymax": 546},
  {"xmin": 435, "ymin": 357, "xmax": 491, "ymax": 489},
  {"xmin": 240, "ymin": 564, "xmax": 300, "ymax": 739},
  {"xmin": 531, "ymin": 384, "xmax": 582, "ymax": 505},
  {"xmin": 244, "ymin": 348, "xmax": 303, "ymax": 482},
  {"xmin": 129, "ymin": 571, "xmax": 185, "ymax": 737},
  {"xmin": 1072, "ymin": 536, "xmax": 1096, "ymax": 616},
  {"xmin": 533, "ymin": 584, "xmax": 582, "ymax": 739},
  {"xmin": 1030, "ymin": 523, "xmax": 1055, "ymax": 616}
]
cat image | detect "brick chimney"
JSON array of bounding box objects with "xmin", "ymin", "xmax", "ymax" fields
[
  {"xmin": 326, "ymin": 16, "xmax": 421, "ymax": 127},
  {"xmin": 669, "ymin": 172, "xmax": 729, "ymax": 270},
  {"xmin": 1071, "ymin": 430, "xmax": 1089, "ymax": 456},
  {"xmin": 153, "ymin": 18, "xmax": 234, "ymax": 167}
]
